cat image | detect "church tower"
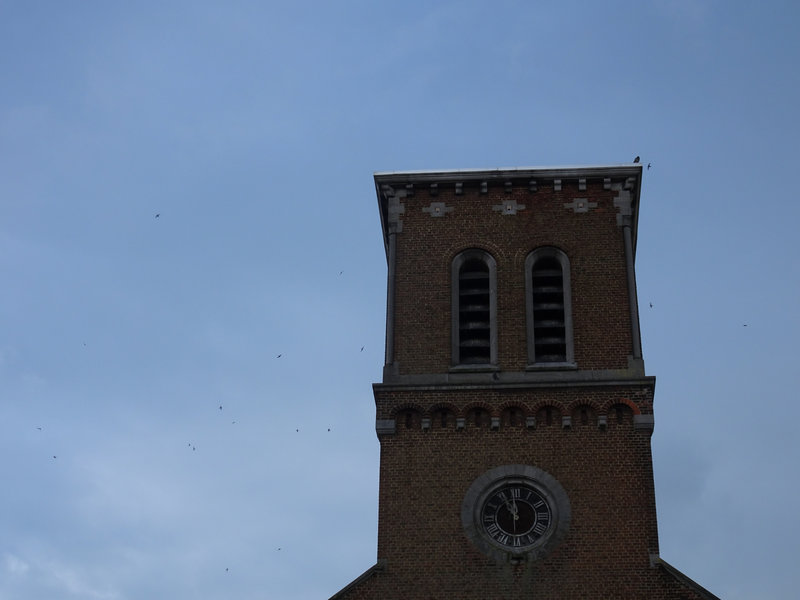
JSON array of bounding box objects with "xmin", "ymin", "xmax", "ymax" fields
[{"xmin": 331, "ymin": 165, "xmax": 719, "ymax": 599}]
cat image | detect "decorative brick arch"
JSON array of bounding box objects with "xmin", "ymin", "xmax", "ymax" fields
[
  {"xmin": 564, "ymin": 398, "xmax": 603, "ymax": 413},
  {"xmin": 497, "ymin": 399, "xmax": 530, "ymax": 413},
  {"xmin": 428, "ymin": 401, "xmax": 459, "ymax": 416},
  {"xmin": 462, "ymin": 402, "xmax": 495, "ymax": 429},
  {"xmin": 603, "ymin": 397, "xmax": 641, "ymax": 415},
  {"xmin": 530, "ymin": 401, "xmax": 566, "ymax": 427},
  {"xmin": 390, "ymin": 403, "xmax": 426, "ymax": 418},
  {"xmin": 529, "ymin": 399, "xmax": 568, "ymax": 414},
  {"xmin": 429, "ymin": 402, "xmax": 459, "ymax": 428},
  {"xmin": 447, "ymin": 241, "xmax": 507, "ymax": 265},
  {"xmin": 499, "ymin": 401, "xmax": 530, "ymax": 427},
  {"xmin": 462, "ymin": 401, "xmax": 496, "ymax": 418}
]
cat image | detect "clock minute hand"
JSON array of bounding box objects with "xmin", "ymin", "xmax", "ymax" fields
[
  {"xmin": 504, "ymin": 498, "xmax": 519, "ymax": 534},
  {"xmin": 510, "ymin": 498, "xmax": 518, "ymax": 532}
]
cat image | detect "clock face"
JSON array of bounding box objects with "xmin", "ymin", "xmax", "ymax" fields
[
  {"xmin": 462, "ymin": 465, "xmax": 570, "ymax": 562},
  {"xmin": 480, "ymin": 480, "xmax": 553, "ymax": 549}
]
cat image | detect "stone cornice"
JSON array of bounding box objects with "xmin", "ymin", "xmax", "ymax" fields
[
  {"xmin": 373, "ymin": 372, "xmax": 656, "ymax": 392},
  {"xmin": 374, "ymin": 164, "xmax": 642, "ymax": 182},
  {"xmin": 374, "ymin": 164, "xmax": 644, "ymax": 261}
]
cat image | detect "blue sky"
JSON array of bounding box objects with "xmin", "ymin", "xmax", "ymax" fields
[{"xmin": 2, "ymin": 1, "xmax": 799, "ymax": 598}]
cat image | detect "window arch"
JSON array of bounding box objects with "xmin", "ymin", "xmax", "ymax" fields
[
  {"xmin": 451, "ymin": 249, "xmax": 497, "ymax": 367},
  {"xmin": 525, "ymin": 247, "xmax": 575, "ymax": 366}
]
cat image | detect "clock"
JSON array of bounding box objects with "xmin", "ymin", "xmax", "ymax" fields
[
  {"xmin": 462, "ymin": 465, "xmax": 570, "ymax": 562},
  {"xmin": 480, "ymin": 479, "xmax": 553, "ymax": 550}
]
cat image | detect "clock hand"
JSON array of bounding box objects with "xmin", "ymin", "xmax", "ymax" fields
[
  {"xmin": 511, "ymin": 498, "xmax": 518, "ymax": 532},
  {"xmin": 503, "ymin": 498, "xmax": 520, "ymax": 534}
]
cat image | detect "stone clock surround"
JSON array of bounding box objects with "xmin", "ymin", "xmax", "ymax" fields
[{"xmin": 461, "ymin": 464, "xmax": 571, "ymax": 564}]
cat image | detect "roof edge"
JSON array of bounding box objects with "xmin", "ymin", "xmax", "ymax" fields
[
  {"xmin": 328, "ymin": 561, "xmax": 385, "ymax": 600},
  {"xmin": 374, "ymin": 163, "xmax": 642, "ymax": 182},
  {"xmin": 373, "ymin": 163, "xmax": 644, "ymax": 261},
  {"xmin": 654, "ymin": 556, "xmax": 722, "ymax": 600}
]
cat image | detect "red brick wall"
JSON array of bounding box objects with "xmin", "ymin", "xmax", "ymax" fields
[
  {"xmin": 391, "ymin": 178, "xmax": 632, "ymax": 374},
  {"xmin": 372, "ymin": 386, "xmax": 659, "ymax": 596},
  {"xmin": 335, "ymin": 385, "xmax": 708, "ymax": 598},
  {"xmin": 331, "ymin": 171, "xmax": 714, "ymax": 599}
]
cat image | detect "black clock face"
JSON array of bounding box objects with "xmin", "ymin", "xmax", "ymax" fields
[
  {"xmin": 480, "ymin": 481, "xmax": 553, "ymax": 549},
  {"xmin": 463, "ymin": 465, "xmax": 570, "ymax": 561}
]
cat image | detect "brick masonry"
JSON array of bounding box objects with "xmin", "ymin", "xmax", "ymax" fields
[
  {"xmin": 330, "ymin": 166, "xmax": 719, "ymax": 600},
  {"xmin": 391, "ymin": 176, "xmax": 631, "ymax": 374}
]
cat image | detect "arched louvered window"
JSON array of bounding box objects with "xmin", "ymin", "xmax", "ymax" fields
[
  {"xmin": 525, "ymin": 247, "xmax": 575, "ymax": 366},
  {"xmin": 452, "ymin": 250, "xmax": 497, "ymax": 367}
]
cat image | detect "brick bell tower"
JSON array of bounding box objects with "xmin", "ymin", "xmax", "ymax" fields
[{"xmin": 331, "ymin": 165, "xmax": 719, "ymax": 599}]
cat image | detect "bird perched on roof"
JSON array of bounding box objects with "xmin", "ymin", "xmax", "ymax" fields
[{"xmin": 633, "ymin": 156, "xmax": 640, "ymax": 163}]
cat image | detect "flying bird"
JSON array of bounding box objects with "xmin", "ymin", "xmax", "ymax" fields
[
  {"xmin": 155, "ymin": 213, "xmax": 160, "ymax": 218},
  {"xmin": 276, "ymin": 354, "xmax": 282, "ymax": 358},
  {"xmin": 647, "ymin": 163, "xmax": 651, "ymax": 170},
  {"xmin": 219, "ymin": 405, "xmax": 223, "ymax": 410},
  {"xmin": 649, "ymin": 302, "xmax": 653, "ymax": 308},
  {"xmin": 633, "ymin": 156, "xmax": 640, "ymax": 163},
  {"xmin": 360, "ymin": 346, "xmax": 365, "ymax": 352}
]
